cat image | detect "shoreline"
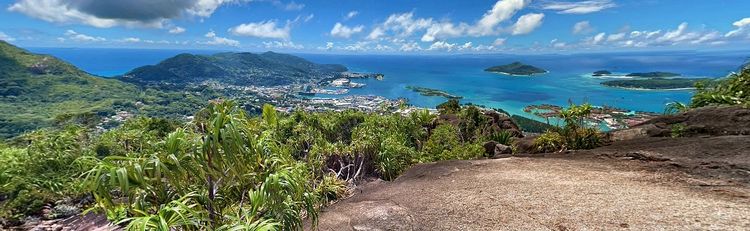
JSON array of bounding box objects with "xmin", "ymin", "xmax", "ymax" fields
[{"xmin": 602, "ymin": 85, "xmax": 696, "ymax": 91}]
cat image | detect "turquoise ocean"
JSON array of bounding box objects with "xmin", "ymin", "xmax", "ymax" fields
[{"xmin": 29, "ymin": 47, "xmax": 749, "ymax": 118}]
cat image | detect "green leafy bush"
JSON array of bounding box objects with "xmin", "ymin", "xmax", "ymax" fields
[
  {"xmin": 691, "ymin": 67, "xmax": 750, "ymax": 107},
  {"xmin": 534, "ymin": 131, "xmax": 565, "ymax": 153},
  {"xmin": 533, "ymin": 103, "xmax": 602, "ymax": 152}
]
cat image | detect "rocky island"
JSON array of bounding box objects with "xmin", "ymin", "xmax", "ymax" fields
[
  {"xmin": 406, "ymin": 86, "xmax": 462, "ymax": 99},
  {"xmin": 485, "ymin": 62, "xmax": 547, "ymax": 76}
]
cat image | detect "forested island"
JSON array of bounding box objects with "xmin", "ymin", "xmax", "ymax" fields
[
  {"xmin": 406, "ymin": 86, "xmax": 463, "ymax": 99},
  {"xmin": 485, "ymin": 62, "xmax": 547, "ymax": 76},
  {"xmin": 593, "ymin": 70, "xmax": 613, "ymax": 76},
  {"xmin": 626, "ymin": 72, "xmax": 681, "ymax": 78},
  {"xmin": 601, "ymin": 78, "xmax": 709, "ymax": 89}
]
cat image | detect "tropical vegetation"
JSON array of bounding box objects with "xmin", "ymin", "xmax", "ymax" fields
[{"xmin": 1, "ymin": 100, "xmax": 510, "ymax": 229}]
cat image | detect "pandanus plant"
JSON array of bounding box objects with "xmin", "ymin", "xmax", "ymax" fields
[{"xmin": 84, "ymin": 101, "xmax": 319, "ymax": 230}]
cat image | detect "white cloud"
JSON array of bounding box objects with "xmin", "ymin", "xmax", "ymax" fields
[
  {"xmin": 459, "ymin": 42, "xmax": 473, "ymax": 51},
  {"xmin": 303, "ymin": 14, "xmax": 315, "ymax": 22},
  {"xmin": 550, "ymin": 39, "xmax": 567, "ymax": 48},
  {"xmin": 493, "ymin": 38, "xmax": 507, "ymax": 46},
  {"xmin": 0, "ymin": 32, "xmax": 15, "ymax": 42},
  {"xmin": 282, "ymin": 1, "xmax": 304, "ymax": 11},
  {"xmin": 607, "ymin": 32, "xmax": 626, "ymax": 42},
  {"xmin": 263, "ymin": 40, "xmax": 303, "ymax": 49},
  {"xmin": 511, "ymin": 13, "xmax": 544, "ymax": 35},
  {"xmin": 421, "ymin": 22, "xmax": 467, "ymax": 42},
  {"xmin": 119, "ymin": 37, "xmax": 141, "ymax": 43},
  {"xmin": 377, "ymin": 12, "xmax": 434, "ymax": 40},
  {"xmin": 470, "ymin": 0, "xmax": 530, "ymax": 35},
  {"xmin": 579, "ymin": 22, "xmax": 728, "ymax": 49},
  {"xmin": 319, "ymin": 41, "xmax": 334, "ymax": 50},
  {"xmin": 229, "ymin": 20, "xmax": 291, "ymax": 40},
  {"xmin": 203, "ymin": 31, "xmax": 239, "ymax": 46},
  {"xmin": 64, "ymin": 30, "xmax": 106, "ymax": 42},
  {"xmin": 366, "ymin": 27, "xmax": 386, "ymax": 40},
  {"xmin": 168, "ymin": 26, "xmax": 186, "ymax": 34},
  {"xmin": 8, "ymin": 0, "xmax": 240, "ymax": 28},
  {"xmin": 726, "ymin": 17, "xmax": 750, "ymax": 38},
  {"xmin": 399, "ymin": 42, "xmax": 422, "ymax": 52},
  {"xmin": 587, "ymin": 32, "xmax": 606, "ymax": 45},
  {"xmin": 572, "ymin": 21, "xmax": 593, "ymax": 34},
  {"xmin": 427, "ymin": 41, "xmax": 457, "ymax": 51},
  {"xmin": 330, "ymin": 23, "xmax": 364, "ymax": 38},
  {"xmin": 345, "ymin": 11, "xmax": 359, "ymax": 20},
  {"xmin": 188, "ymin": 0, "xmax": 243, "ymax": 17},
  {"xmin": 541, "ymin": 0, "xmax": 616, "ymax": 14}
]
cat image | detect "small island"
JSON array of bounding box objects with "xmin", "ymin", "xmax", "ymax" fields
[
  {"xmin": 485, "ymin": 62, "xmax": 547, "ymax": 76},
  {"xmin": 593, "ymin": 70, "xmax": 612, "ymax": 76},
  {"xmin": 626, "ymin": 72, "xmax": 681, "ymax": 78},
  {"xmin": 601, "ymin": 78, "xmax": 709, "ymax": 90},
  {"xmin": 406, "ymin": 86, "xmax": 463, "ymax": 99}
]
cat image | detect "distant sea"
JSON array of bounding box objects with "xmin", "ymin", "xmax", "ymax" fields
[{"xmin": 28, "ymin": 47, "xmax": 750, "ymax": 117}]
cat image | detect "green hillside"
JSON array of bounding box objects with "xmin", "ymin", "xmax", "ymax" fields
[
  {"xmin": 0, "ymin": 41, "xmax": 139, "ymax": 138},
  {"xmin": 120, "ymin": 51, "xmax": 348, "ymax": 86}
]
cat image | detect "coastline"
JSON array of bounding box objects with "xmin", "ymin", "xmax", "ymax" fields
[{"xmin": 602, "ymin": 85, "xmax": 696, "ymax": 91}]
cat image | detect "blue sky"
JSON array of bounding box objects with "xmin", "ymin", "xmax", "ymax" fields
[{"xmin": 0, "ymin": 0, "xmax": 749, "ymax": 54}]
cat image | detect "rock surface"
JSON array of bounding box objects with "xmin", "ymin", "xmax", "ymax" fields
[{"xmin": 311, "ymin": 135, "xmax": 750, "ymax": 230}]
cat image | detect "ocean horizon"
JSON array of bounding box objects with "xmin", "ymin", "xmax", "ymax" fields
[{"xmin": 28, "ymin": 47, "xmax": 749, "ymax": 117}]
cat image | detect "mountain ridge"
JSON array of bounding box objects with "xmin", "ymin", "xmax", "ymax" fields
[{"xmin": 120, "ymin": 51, "xmax": 348, "ymax": 86}]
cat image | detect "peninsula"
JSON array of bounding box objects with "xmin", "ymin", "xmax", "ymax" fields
[
  {"xmin": 601, "ymin": 78, "xmax": 709, "ymax": 90},
  {"xmin": 625, "ymin": 72, "xmax": 681, "ymax": 78},
  {"xmin": 485, "ymin": 62, "xmax": 547, "ymax": 76},
  {"xmin": 406, "ymin": 86, "xmax": 463, "ymax": 99}
]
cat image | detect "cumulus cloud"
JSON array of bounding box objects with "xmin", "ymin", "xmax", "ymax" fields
[
  {"xmin": 0, "ymin": 32, "xmax": 15, "ymax": 41},
  {"xmin": 169, "ymin": 26, "xmax": 186, "ymax": 34},
  {"xmin": 427, "ymin": 41, "xmax": 457, "ymax": 51},
  {"xmin": 345, "ymin": 11, "xmax": 359, "ymax": 20},
  {"xmin": 511, "ymin": 13, "xmax": 544, "ymax": 35},
  {"xmin": 726, "ymin": 17, "xmax": 750, "ymax": 38},
  {"xmin": 606, "ymin": 32, "xmax": 626, "ymax": 42},
  {"xmin": 572, "ymin": 21, "xmax": 593, "ymax": 34},
  {"xmin": 8, "ymin": 0, "xmax": 240, "ymax": 28},
  {"xmin": 493, "ymin": 38, "xmax": 507, "ymax": 46},
  {"xmin": 371, "ymin": 12, "xmax": 433, "ymax": 40},
  {"xmin": 579, "ymin": 22, "xmax": 727, "ymax": 49},
  {"xmin": 471, "ymin": 0, "xmax": 530, "ymax": 35},
  {"xmin": 263, "ymin": 40, "xmax": 303, "ymax": 49},
  {"xmin": 203, "ymin": 31, "xmax": 239, "ymax": 46},
  {"xmin": 330, "ymin": 23, "xmax": 364, "ymax": 38},
  {"xmin": 541, "ymin": 0, "xmax": 616, "ymax": 14},
  {"xmin": 399, "ymin": 42, "xmax": 422, "ymax": 52},
  {"xmin": 119, "ymin": 37, "xmax": 141, "ymax": 43},
  {"xmin": 229, "ymin": 20, "xmax": 291, "ymax": 39},
  {"xmin": 64, "ymin": 30, "xmax": 106, "ymax": 42},
  {"xmin": 586, "ymin": 32, "xmax": 606, "ymax": 45},
  {"xmin": 317, "ymin": 41, "xmax": 334, "ymax": 50}
]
